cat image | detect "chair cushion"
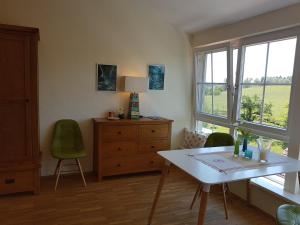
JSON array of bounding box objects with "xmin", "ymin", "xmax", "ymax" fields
[
  {"xmin": 52, "ymin": 150, "xmax": 86, "ymax": 159},
  {"xmin": 52, "ymin": 119, "xmax": 86, "ymax": 159},
  {"xmin": 180, "ymin": 128, "xmax": 207, "ymax": 149},
  {"xmin": 277, "ymin": 204, "xmax": 300, "ymax": 225}
]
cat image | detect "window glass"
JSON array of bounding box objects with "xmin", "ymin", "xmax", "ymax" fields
[
  {"xmin": 243, "ymin": 43, "xmax": 268, "ymax": 83},
  {"xmin": 239, "ymin": 37, "xmax": 297, "ymax": 129},
  {"xmin": 213, "ymin": 84, "xmax": 227, "ymax": 117},
  {"xmin": 204, "ymin": 54, "xmax": 212, "ymax": 82},
  {"xmin": 240, "ymin": 85, "xmax": 264, "ymax": 123},
  {"xmin": 266, "ymin": 38, "xmax": 296, "ymax": 82},
  {"xmin": 199, "ymin": 50, "xmax": 228, "ymax": 118},
  {"xmin": 263, "ymin": 86, "xmax": 291, "ymax": 128},
  {"xmin": 212, "ymin": 51, "xmax": 227, "ymax": 83},
  {"xmin": 233, "ymin": 49, "xmax": 238, "ymax": 86},
  {"xmin": 197, "ymin": 121, "xmax": 230, "ymax": 134}
]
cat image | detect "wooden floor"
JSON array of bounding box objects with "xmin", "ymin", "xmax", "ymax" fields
[{"xmin": 0, "ymin": 168, "xmax": 275, "ymax": 225}]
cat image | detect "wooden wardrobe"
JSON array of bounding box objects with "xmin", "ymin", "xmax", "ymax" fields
[{"xmin": 0, "ymin": 24, "xmax": 40, "ymax": 194}]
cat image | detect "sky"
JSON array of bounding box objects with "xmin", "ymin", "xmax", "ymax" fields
[{"xmin": 204, "ymin": 37, "xmax": 297, "ymax": 83}]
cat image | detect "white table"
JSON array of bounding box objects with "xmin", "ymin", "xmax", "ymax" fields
[{"xmin": 147, "ymin": 146, "xmax": 300, "ymax": 225}]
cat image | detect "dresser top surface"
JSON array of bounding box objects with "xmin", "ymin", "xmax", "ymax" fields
[{"xmin": 93, "ymin": 117, "xmax": 173, "ymax": 124}]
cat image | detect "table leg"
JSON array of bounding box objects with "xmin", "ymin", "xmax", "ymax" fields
[
  {"xmin": 298, "ymin": 172, "xmax": 300, "ymax": 187},
  {"xmin": 197, "ymin": 184, "xmax": 210, "ymax": 225},
  {"xmin": 147, "ymin": 160, "xmax": 171, "ymax": 225}
]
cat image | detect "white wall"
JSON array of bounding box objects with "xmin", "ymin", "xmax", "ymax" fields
[
  {"xmin": 0, "ymin": 0, "xmax": 192, "ymax": 176},
  {"xmin": 190, "ymin": 3, "xmax": 300, "ymax": 47}
]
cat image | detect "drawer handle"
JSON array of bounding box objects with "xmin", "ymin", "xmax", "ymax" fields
[
  {"xmin": 5, "ymin": 178, "xmax": 15, "ymax": 184},
  {"xmin": 116, "ymin": 163, "xmax": 121, "ymax": 167},
  {"xmin": 117, "ymin": 131, "xmax": 122, "ymax": 135},
  {"xmin": 151, "ymin": 130, "xmax": 155, "ymax": 133},
  {"xmin": 151, "ymin": 146, "xmax": 155, "ymax": 149},
  {"xmin": 117, "ymin": 147, "xmax": 122, "ymax": 151}
]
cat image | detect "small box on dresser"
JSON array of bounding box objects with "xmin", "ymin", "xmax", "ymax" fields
[{"xmin": 93, "ymin": 118, "xmax": 173, "ymax": 181}]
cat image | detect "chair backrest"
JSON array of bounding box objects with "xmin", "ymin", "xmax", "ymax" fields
[
  {"xmin": 204, "ymin": 132, "xmax": 234, "ymax": 148},
  {"xmin": 51, "ymin": 119, "xmax": 84, "ymax": 154}
]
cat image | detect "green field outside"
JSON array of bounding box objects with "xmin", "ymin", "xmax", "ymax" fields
[{"xmin": 202, "ymin": 85, "xmax": 290, "ymax": 155}]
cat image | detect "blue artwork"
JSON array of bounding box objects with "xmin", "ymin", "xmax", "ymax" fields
[
  {"xmin": 97, "ymin": 64, "xmax": 117, "ymax": 91},
  {"xmin": 148, "ymin": 65, "xmax": 165, "ymax": 90}
]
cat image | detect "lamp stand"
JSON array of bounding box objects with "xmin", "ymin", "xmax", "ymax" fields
[{"xmin": 128, "ymin": 92, "xmax": 140, "ymax": 120}]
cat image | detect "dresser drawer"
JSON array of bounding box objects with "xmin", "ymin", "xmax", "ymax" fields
[
  {"xmin": 140, "ymin": 124, "xmax": 169, "ymax": 139},
  {"xmin": 102, "ymin": 154, "xmax": 163, "ymax": 176},
  {"xmin": 139, "ymin": 140, "xmax": 170, "ymax": 153},
  {"xmin": 102, "ymin": 142, "xmax": 138, "ymax": 158},
  {"xmin": 101, "ymin": 125, "xmax": 138, "ymax": 141},
  {"xmin": 0, "ymin": 170, "xmax": 34, "ymax": 194}
]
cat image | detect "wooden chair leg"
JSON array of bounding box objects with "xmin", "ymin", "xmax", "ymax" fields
[
  {"xmin": 225, "ymin": 183, "xmax": 230, "ymax": 195},
  {"xmin": 190, "ymin": 183, "xmax": 202, "ymax": 209},
  {"xmin": 222, "ymin": 183, "xmax": 229, "ymax": 219},
  {"xmin": 76, "ymin": 158, "xmax": 87, "ymax": 187},
  {"xmin": 54, "ymin": 159, "xmax": 62, "ymax": 176},
  {"xmin": 54, "ymin": 159, "xmax": 63, "ymax": 191}
]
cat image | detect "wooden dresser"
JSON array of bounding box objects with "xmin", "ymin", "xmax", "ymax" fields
[
  {"xmin": 0, "ymin": 24, "xmax": 40, "ymax": 194},
  {"xmin": 93, "ymin": 118, "xmax": 173, "ymax": 180}
]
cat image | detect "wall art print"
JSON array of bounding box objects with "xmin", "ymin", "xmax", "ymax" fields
[
  {"xmin": 97, "ymin": 64, "xmax": 117, "ymax": 91},
  {"xmin": 148, "ymin": 64, "xmax": 165, "ymax": 90}
]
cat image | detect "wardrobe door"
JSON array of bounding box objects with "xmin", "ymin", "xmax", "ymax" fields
[{"xmin": 0, "ymin": 32, "xmax": 33, "ymax": 162}]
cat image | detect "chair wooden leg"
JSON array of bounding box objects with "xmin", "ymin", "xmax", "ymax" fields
[
  {"xmin": 54, "ymin": 159, "xmax": 63, "ymax": 191},
  {"xmin": 225, "ymin": 183, "xmax": 230, "ymax": 195},
  {"xmin": 76, "ymin": 158, "xmax": 87, "ymax": 187},
  {"xmin": 54, "ymin": 159, "xmax": 62, "ymax": 176},
  {"xmin": 190, "ymin": 183, "xmax": 202, "ymax": 210},
  {"xmin": 222, "ymin": 183, "xmax": 229, "ymax": 219}
]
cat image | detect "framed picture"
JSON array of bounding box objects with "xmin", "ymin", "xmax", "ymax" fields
[
  {"xmin": 97, "ymin": 64, "xmax": 117, "ymax": 91},
  {"xmin": 148, "ymin": 64, "xmax": 165, "ymax": 90}
]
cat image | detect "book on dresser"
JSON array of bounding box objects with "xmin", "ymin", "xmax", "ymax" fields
[{"xmin": 93, "ymin": 118, "xmax": 173, "ymax": 180}]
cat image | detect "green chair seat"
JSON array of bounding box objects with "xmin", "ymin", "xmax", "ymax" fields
[
  {"xmin": 52, "ymin": 150, "xmax": 86, "ymax": 159},
  {"xmin": 277, "ymin": 204, "xmax": 300, "ymax": 225},
  {"xmin": 52, "ymin": 119, "xmax": 86, "ymax": 159},
  {"xmin": 204, "ymin": 132, "xmax": 234, "ymax": 147}
]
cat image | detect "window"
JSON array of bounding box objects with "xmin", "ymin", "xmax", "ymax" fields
[
  {"xmin": 196, "ymin": 49, "xmax": 229, "ymax": 118},
  {"xmin": 194, "ymin": 27, "xmax": 300, "ymax": 187},
  {"xmin": 238, "ymin": 38, "xmax": 297, "ymax": 130}
]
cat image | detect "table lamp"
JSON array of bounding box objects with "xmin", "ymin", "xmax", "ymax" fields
[{"xmin": 124, "ymin": 76, "xmax": 147, "ymax": 119}]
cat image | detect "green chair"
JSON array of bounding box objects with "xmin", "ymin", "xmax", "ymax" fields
[
  {"xmin": 277, "ymin": 204, "xmax": 300, "ymax": 225},
  {"xmin": 52, "ymin": 119, "xmax": 87, "ymax": 191},
  {"xmin": 190, "ymin": 132, "xmax": 234, "ymax": 219}
]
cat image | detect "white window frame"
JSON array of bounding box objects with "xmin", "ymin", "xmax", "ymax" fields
[
  {"xmin": 194, "ymin": 26, "xmax": 300, "ymax": 191},
  {"xmin": 194, "ymin": 42, "xmax": 234, "ymax": 129},
  {"xmin": 233, "ymin": 27, "xmax": 300, "ymax": 142}
]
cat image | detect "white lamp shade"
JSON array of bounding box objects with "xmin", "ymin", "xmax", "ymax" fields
[{"xmin": 124, "ymin": 76, "xmax": 148, "ymax": 93}]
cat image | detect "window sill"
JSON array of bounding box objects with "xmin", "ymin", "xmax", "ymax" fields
[{"xmin": 251, "ymin": 177, "xmax": 300, "ymax": 204}]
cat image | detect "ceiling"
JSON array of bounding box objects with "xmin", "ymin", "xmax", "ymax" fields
[{"xmin": 138, "ymin": 0, "xmax": 300, "ymax": 33}]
